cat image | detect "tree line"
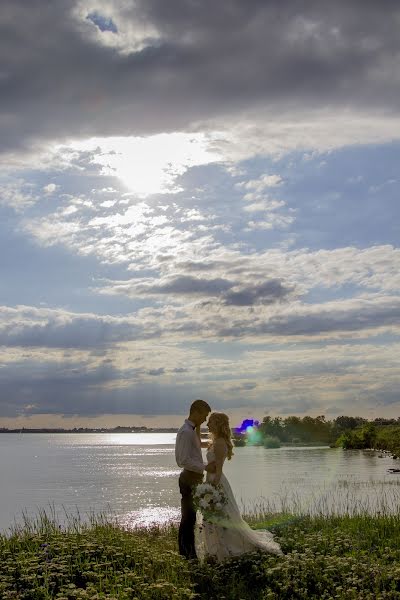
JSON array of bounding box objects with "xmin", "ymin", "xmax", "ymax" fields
[{"xmin": 235, "ymin": 415, "xmax": 400, "ymax": 456}]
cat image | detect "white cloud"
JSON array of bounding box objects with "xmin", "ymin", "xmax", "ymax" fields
[
  {"xmin": 99, "ymin": 200, "xmax": 117, "ymax": 207},
  {"xmin": 43, "ymin": 183, "xmax": 59, "ymax": 194},
  {"xmin": 238, "ymin": 174, "xmax": 283, "ymax": 192},
  {"xmin": 244, "ymin": 214, "xmax": 294, "ymax": 230},
  {"xmin": 0, "ymin": 180, "xmax": 37, "ymax": 211},
  {"xmin": 21, "ymin": 186, "xmax": 219, "ymax": 268},
  {"xmin": 72, "ymin": 0, "xmax": 161, "ymax": 54},
  {"xmin": 243, "ymin": 199, "xmax": 286, "ymax": 212},
  {"xmin": 207, "ymin": 109, "xmax": 400, "ymax": 162}
]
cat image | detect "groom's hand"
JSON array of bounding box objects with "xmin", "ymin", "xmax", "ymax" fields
[{"xmin": 205, "ymin": 461, "xmax": 216, "ymax": 473}]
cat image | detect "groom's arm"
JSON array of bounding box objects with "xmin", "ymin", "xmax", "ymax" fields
[{"xmin": 175, "ymin": 430, "xmax": 204, "ymax": 473}]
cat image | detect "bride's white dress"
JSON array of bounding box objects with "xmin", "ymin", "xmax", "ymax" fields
[{"xmin": 195, "ymin": 445, "xmax": 283, "ymax": 562}]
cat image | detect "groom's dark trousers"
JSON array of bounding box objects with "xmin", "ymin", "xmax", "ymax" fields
[{"xmin": 178, "ymin": 469, "xmax": 203, "ymax": 559}]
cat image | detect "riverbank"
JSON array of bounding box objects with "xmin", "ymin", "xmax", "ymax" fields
[
  {"xmin": 1, "ymin": 509, "xmax": 399, "ymax": 599},
  {"xmin": 336, "ymin": 425, "xmax": 400, "ymax": 460}
]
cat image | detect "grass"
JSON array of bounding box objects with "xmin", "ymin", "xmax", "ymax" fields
[{"xmin": 1, "ymin": 503, "xmax": 400, "ymax": 600}]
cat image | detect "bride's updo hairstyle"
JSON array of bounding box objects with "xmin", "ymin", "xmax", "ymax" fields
[{"xmin": 208, "ymin": 412, "xmax": 234, "ymax": 460}]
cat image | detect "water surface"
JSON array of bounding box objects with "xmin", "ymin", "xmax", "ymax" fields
[{"xmin": 0, "ymin": 433, "xmax": 398, "ymax": 533}]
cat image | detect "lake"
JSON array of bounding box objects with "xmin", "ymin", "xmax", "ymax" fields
[{"xmin": 0, "ymin": 433, "xmax": 399, "ymax": 533}]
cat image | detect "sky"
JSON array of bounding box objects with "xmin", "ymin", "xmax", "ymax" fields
[{"xmin": 1, "ymin": 0, "xmax": 399, "ymax": 428}]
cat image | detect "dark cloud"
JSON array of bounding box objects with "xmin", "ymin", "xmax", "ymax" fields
[
  {"xmin": 128, "ymin": 275, "xmax": 294, "ymax": 306},
  {"xmin": 0, "ymin": 358, "xmax": 204, "ymax": 418},
  {"xmin": 0, "ymin": 347, "xmax": 397, "ymax": 418},
  {"xmin": 0, "ymin": 309, "xmax": 157, "ymax": 349},
  {"xmin": 223, "ymin": 279, "xmax": 293, "ymax": 306},
  {"xmin": 1, "ymin": 0, "xmax": 400, "ymax": 152},
  {"xmin": 0, "ymin": 359, "xmax": 124, "ymax": 417},
  {"xmin": 228, "ymin": 382, "xmax": 258, "ymax": 392},
  {"xmin": 175, "ymin": 261, "xmax": 223, "ymax": 272},
  {"xmin": 2, "ymin": 294, "xmax": 399, "ymax": 353},
  {"xmin": 216, "ymin": 297, "xmax": 400, "ymax": 337},
  {"xmin": 139, "ymin": 275, "xmax": 233, "ymax": 296},
  {"xmin": 371, "ymin": 387, "xmax": 400, "ymax": 406},
  {"xmin": 146, "ymin": 368, "xmax": 165, "ymax": 376},
  {"xmin": 264, "ymin": 300, "xmax": 400, "ymax": 337}
]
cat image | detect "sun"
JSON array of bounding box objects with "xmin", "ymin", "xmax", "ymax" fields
[{"xmin": 65, "ymin": 133, "xmax": 220, "ymax": 197}]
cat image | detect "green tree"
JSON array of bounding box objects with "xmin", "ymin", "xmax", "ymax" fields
[
  {"xmin": 332, "ymin": 415, "xmax": 367, "ymax": 439},
  {"xmin": 360, "ymin": 423, "xmax": 377, "ymax": 448},
  {"xmin": 283, "ymin": 416, "xmax": 302, "ymax": 443},
  {"xmin": 260, "ymin": 416, "xmax": 286, "ymax": 441}
]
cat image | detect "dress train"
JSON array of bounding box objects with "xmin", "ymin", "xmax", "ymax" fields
[{"xmin": 195, "ymin": 448, "xmax": 283, "ymax": 562}]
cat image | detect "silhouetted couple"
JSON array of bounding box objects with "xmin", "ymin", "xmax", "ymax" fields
[{"xmin": 175, "ymin": 399, "xmax": 283, "ymax": 562}]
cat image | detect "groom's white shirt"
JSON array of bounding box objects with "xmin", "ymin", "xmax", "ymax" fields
[{"xmin": 175, "ymin": 419, "xmax": 205, "ymax": 474}]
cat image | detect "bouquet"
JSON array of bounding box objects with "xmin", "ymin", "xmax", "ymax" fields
[{"xmin": 193, "ymin": 482, "xmax": 228, "ymax": 524}]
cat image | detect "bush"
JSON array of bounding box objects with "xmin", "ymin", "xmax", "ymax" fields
[{"xmin": 264, "ymin": 435, "xmax": 281, "ymax": 448}]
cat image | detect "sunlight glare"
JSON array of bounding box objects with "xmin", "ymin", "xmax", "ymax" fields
[{"xmin": 66, "ymin": 133, "xmax": 220, "ymax": 197}]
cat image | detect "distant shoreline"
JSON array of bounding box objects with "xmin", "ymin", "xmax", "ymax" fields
[{"xmin": 0, "ymin": 427, "xmax": 179, "ymax": 434}]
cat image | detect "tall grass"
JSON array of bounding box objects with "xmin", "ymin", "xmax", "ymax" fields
[
  {"xmin": 1, "ymin": 497, "xmax": 400, "ymax": 599},
  {"xmin": 240, "ymin": 481, "xmax": 400, "ymax": 522}
]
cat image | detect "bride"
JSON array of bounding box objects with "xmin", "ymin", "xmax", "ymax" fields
[{"xmin": 195, "ymin": 412, "xmax": 283, "ymax": 562}]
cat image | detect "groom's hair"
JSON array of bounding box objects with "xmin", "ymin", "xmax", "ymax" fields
[{"xmin": 190, "ymin": 399, "xmax": 211, "ymax": 414}]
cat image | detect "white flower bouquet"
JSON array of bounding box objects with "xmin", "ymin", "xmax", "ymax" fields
[{"xmin": 193, "ymin": 482, "xmax": 228, "ymax": 523}]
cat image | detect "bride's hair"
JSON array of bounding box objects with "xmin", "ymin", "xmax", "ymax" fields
[{"xmin": 208, "ymin": 412, "xmax": 234, "ymax": 460}]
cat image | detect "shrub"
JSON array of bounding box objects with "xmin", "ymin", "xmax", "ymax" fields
[{"xmin": 264, "ymin": 435, "xmax": 281, "ymax": 448}]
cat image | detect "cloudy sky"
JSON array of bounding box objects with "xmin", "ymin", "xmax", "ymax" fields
[{"xmin": 1, "ymin": 0, "xmax": 400, "ymax": 428}]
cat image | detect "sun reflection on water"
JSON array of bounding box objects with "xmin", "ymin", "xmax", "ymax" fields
[{"xmin": 118, "ymin": 506, "xmax": 180, "ymax": 529}]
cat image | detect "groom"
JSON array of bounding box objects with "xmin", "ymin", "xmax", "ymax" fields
[{"xmin": 175, "ymin": 399, "xmax": 216, "ymax": 559}]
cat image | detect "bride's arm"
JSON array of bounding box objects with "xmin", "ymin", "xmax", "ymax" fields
[{"xmin": 212, "ymin": 438, "xmax": 227, "ymax": 485}]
